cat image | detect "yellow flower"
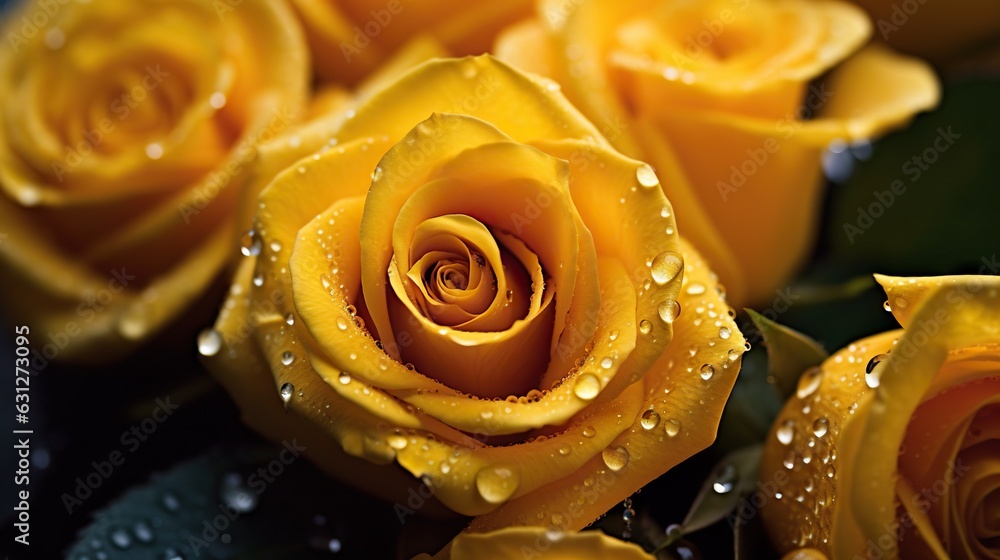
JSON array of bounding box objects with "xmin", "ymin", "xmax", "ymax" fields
[
  {"xmin": 0, "ymin": 0, "xmax": 309, "ymax": 363},
  {"xmin": 203, "ymin": 56, "xmax": 746, "ymax": 530},
  {"xmin": 413, "ymin": 527, "xmax": 654, "ymax": 559},
  {"xmin": 496, "ymin": 0, "xmax": 939, "ymax": 306},
  {"xmin": 288, "ymin": 0, "xmax": 533, "ymax": 83},
  {"xmin": 759, "ymin": 274, "xmax": 1000, "ymax": 559}
]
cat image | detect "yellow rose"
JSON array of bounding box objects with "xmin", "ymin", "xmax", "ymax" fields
[
  {"xmin": 0, "ymin": 0, "xmax": 308, "ymax": 362},
  {"xmin": 759, "ymin": 274, "xmax": 1000, "ymax": 559},
  {"xmin": 288, "ymin": 0, "xmax": 533, "ymax": 83},
  {"xmin": 845, "ymin": 0, "xmax": 1000, "ymax": 64},
  {"xmin": 202, "ymin": 55, "xmax": 747, "ymax": 530},
  {"xmin": 496, "ymin": 0, "xmax": 939, "ymax": 306},
  {"xmin": 414, "ymin": 527, "xmax": 654, "ymax": 559}
]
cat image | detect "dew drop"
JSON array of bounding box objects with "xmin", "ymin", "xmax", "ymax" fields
[
  {"xmin": 796, "ymin": 367, "xmax": 823, "ymax": 399},
  {"xmin": 110, "ymin": 528, "xmax": 132, "ymax": 549},
  {"xmin": 133, "ymin": 520, "xmax": 154, "ymax": 543},
  {"xmin": 718, "ymin": 326, "xmax": 731, "ymax": 340},
  {"xmin": 699, "ymin": 364, "xmax": 715, "ymax": 380},
  {"xmin": 609, "ymin": 329, "xmax": 620, "ymax": 341},
  {"xmin": 883, "ymin": 300, "xmax": 892, "ymax": 312},
  {"xmin": 657, "ymin": 300, "xmax": 681, "ymax": 324},
  {"xmin": 582, "ymin": 426, "xmax": 596, "ymax": 438},
  {"xmin": 776, "ymin": 419, "xmax": 795, "ymax": 445},
  {"xmin": 209, "ymin": 92, "xmax": 227, "ymax": 109},
  {"xmin": 573, "ymin": 373, "xmax": 601, "ymax": 400},
  {"xmin": 712, "ymin": 464, "xmax": 737, "ymax": 494},
  {"xmin": 269, "ymin": 240, "xmax": 282, "ymax": 252},
  {"xmin": 281, "ymin": 351, "xmax": 294, "ymax": 366},
  {"xmin": 279, "ymin": 382, "xmax": 294, "ymax": 403},
  {"xmin": 197, "ymin": 329, "xmax": 222, "ymax": 357},
  {"xmin": 371, "ymin": 166, "xmax": 383, "ymax": 182},
  {"xmin": 812, "ymin": 417, "xmax": 829, "ymax": 438},
  {"xmin": 865, "ymin": 353, "xmax": 889, "ymax": 389},
  {"xmin": 338, "ymin": 371, "xmax": 351, "ymax": 385},
  {"xmin": 475, "ymin": 465, "xmax": 519, "ymax": 504},
  {"xmin": 161, "ymin": 493, "xmax": 181, "ymax": 512},
  {"xmin": 558, "ymin": 445, "xmax": 572, "ymax": 456},
  {"xmin": 636, "ymin": 163, "xmax": 659, "ymax": 188},
  {"xmin": 783, "ymin": 451, "xmax": 796, "ymax": 470},
  {"xmin": 252, "ymin": 273, "xmax": 264, "ymax": 287},
  {"xmin": 240, "ymin": 230, "xmax": 261, "ymax": 257},
  {"xmin": 664, "ymin": 418, "xmax": 681, "ymax": 437},
  {"xmin": 686, "ymin": 283, "xmax": 706, "ymax": 296},
  {"xmin": 219, "ymin": 473, "xmax": 258, "ymax": 513},
  {"xmin": 894, "ymin": 296, "xmax": 908, "ymax": 309},
  {"xmin": 638, "ymin": 320, "xmax": 653, "ymax": 335},
  {"xmin": 650, "ymin": 251, "xmax": 683, "ymax": 285},
  {"xmin": 601, "ymin": 445, "xmax": 630, "ymax": 472},
  {"xmin": 600, "ymin": 356, "xmax": 614, "ymax": 369},
  {"xmin": 285, "ymin": 313, "xmax": 295, "ymax": 326},
  {"xmin": 640, "ymin": 410, "xmax": 660, "ymax": 430},
  {"xmin": 145, "ymin": 143, "xmax": 164, "ymax": 160},
  {"xmin": 336, "ymin": 317, "xmax": 349, "ymax": 330}
]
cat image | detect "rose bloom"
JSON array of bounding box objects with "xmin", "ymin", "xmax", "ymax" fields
[
  {"xmin": 0, "ymin": 0, "xmax": 308, "ymax": 362},
  {"xmin": 289, "ymin": 0, "xmax": 533, "ymax": 83},
  {"xmin": 202, "ymin": 56, "xmax": 746, "ymax": 531},
  {"xmin": 759, "ymin": 275, "xmax": 1000, "ymax": 559},
  {"xmin": 414, "ymin": 527, "xmax": 654, "ymax": 559},
  {"xmin": 495, "ymin": 0, "xmax": 939, "ymax": 306}
]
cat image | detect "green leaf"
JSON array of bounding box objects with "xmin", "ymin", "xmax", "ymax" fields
[
  {"xmin": 746, "ymin": 309, "xmax": 828, "ymax": 400},
  {"xmin": 681, "ymin": 445, "xmax": 763, "ymax": 535},
  {"xmin": 64, "ymin": 446, "xmax": 348, "ymax": 560}
]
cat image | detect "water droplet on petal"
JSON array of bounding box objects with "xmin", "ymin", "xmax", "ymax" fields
[
  {"xmin": 664, "ymin": 418, "xmax": 681, "ymax": 437},
  {"xmin": 658, "ymin": 300, "xmax": 681, "ymax": 324},
  {"xmin": 582, "ymin": 426, "xmax": 596, "ymax": 438},
  {"xmin": 638, "ymin": 320, "xmax": 653, "ymax": 335},
  {"xmin": 650, "ymin": 251, "xmax": 683, "ymax": 285},
  {"xmin": 573, "ymin": 373, "xmax": 601, "ymax": 400},
  {"xmin": 812, "ymin": 417, "xmax": 829, "ymax": 438},
  {"xmin": 636, "ymin": 163, "xmax": 659, "ymax": 188},
  {"xmin": 281, "ymin": 351, "xmax": 294, "ymax": 366},
  {"xmin": 796, "ymin": 367, "xmax": 823, "ymax": 399},
  {"xmin": 285, "ymin": 313, "xmax": 295, "ymax": 326},
  {"xmin": 197, "ymin": 329, "xmax": 222, "ymax": 357},
  {"xmin": 602, "ymin": 445, "xmax": 630, "ymax": 472},
  {"xmin": 686, "ymin": 283, "xmax": 706, "ymax": 295},
  {"xmin": 600, "ymin": 356, "xmax": 614, "ymax": 369},
  {"xmin": 336, "ymin": 317, "xmax": 349, "ymax": 330},
  {"xmin": 133, "ymin": 520, "xmax": 154, "ymax": 543},
  {"xmin": 699, "ymin": 364, "xmax": 715, "ymax": 380},
  {"xmin": 865, "ymin": 353, "xmax": 889, "ymax": 389},
  {"xmin": 279, "ymin": 382, "xmax": 294, "ymax": 403},
  {"xmin": 640, "ymin": 410, "xmax": 660, "ymax": 430},
  {"xmin": 719, "ymin": 326, "xmax": 731, "ymax": 340},
  {"xmin": 338, "ymin": 371, "xmax": 351, "ymax": 385},
  {"xmin": 776, "ymin": 420, "xmax": 795, "ymax": 445},
  {"xmin": 475, "ymin": 465, "xmax": 519, "ymax": 503}
]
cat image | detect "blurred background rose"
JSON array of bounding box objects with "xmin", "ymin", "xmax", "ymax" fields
[
  {"xmin": 496, "ymin": 0, "xmax": 939, "ymax": 307},
  {"xmin": 289, "ymin": 0, "xmax": 532, "ymax": 83},
  {"xmin": 0, "ymin": 0, "xmax": 309, "ymax": 363}
]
